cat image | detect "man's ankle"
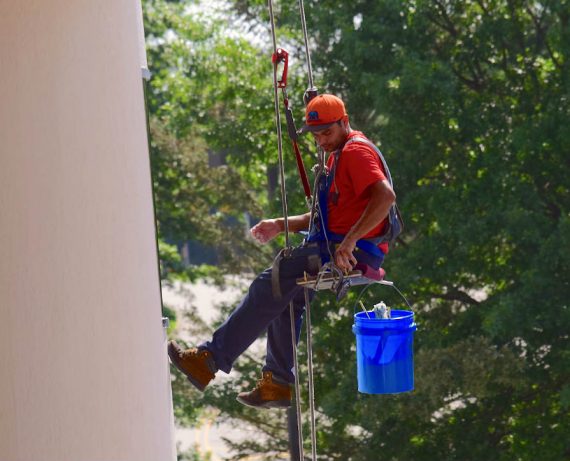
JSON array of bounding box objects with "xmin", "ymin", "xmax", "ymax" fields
[
  {"xmin": 268, "ymin": 372, "xmax": 290, "ymax": 386},
  {"xmin": 198, "ymin": 347, "xmax": 218, "ymax": 374}
]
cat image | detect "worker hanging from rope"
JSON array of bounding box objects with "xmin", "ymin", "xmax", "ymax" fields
[{"xmin": 167, "ymin": 92, "xmax": 400, "ymax": 408}]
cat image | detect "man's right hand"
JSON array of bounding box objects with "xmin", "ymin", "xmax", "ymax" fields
[{"xmin": 250, "ymin": 219, "xmax": 282, "ymax": 244}]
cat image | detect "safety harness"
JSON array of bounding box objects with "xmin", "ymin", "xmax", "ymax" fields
[{"xmin": 307, "ymin": 136, "xmax": 404, "ymax": 261}]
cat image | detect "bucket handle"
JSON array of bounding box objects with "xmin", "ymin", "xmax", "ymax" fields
[{"xmin": 352, "ymin": 280, "xmax": 413, "ymax": 315}]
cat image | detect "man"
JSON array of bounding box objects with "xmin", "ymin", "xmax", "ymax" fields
[{"xmin": 168, "ymin": 94, "xmax": 396, "ymax": 408}]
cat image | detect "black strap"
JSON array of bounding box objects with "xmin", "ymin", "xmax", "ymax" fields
[{"xmin": 271, "ymin": 248, "xmax": 287, "ymax": 300}]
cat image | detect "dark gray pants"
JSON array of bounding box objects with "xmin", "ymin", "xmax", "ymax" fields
[{"xmin": 201, "ymin": 243, "xmax": 383, "ymax": 383}]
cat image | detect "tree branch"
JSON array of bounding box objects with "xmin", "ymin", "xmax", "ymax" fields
[
  {"xmin": 451, "ymin": 65, "xmax": 484, "ymax": 92},
  {"xmin": 434, "ymin": 0, "xmax": 458, "ymax": 37}
]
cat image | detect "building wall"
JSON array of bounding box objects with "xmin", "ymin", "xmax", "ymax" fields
[{"xmin": 0, "ymin": 1, "xmax": 176, "ymax": 459}]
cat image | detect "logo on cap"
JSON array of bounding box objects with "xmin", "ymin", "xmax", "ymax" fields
[{"xmin": 308, "ymin": 111, "xmax": 319, "ymax": 121}]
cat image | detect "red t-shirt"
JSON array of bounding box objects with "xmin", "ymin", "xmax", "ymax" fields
[{"xmin": 327, "ymin": 131, "xmax": 390, "ymax": 254}]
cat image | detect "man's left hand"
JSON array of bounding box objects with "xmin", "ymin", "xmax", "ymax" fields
[{"xmin": 335, "ymin": 238, "xmax": 357, "ymax": 272}]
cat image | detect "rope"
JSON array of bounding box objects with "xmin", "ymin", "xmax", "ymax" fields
[
  {"xmin": 304, "ymin": 288, "xmax": 318, "ymax": 461},
  {"xmin": 298, "ymin": 0, "xmax": 314, "ymax": 89},
  {"xmin": 268, "ymin": 0, "xmax": 290, "ymax": 247},
  {"xmin": 267, "ymin": 2, "xmax": 303, "ymax": 459},
  {"xmin": 288, "ymin": 300, "xmax": 305, "ymax": 460},
  {"xmin": 268, "ymin": 1, "xmax": 322, "ymax": 458}
]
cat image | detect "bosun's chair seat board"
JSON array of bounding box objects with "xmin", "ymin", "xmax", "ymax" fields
[{"xmin": 297, "ymin": 265, "xmax": 394, "ymax": 292}]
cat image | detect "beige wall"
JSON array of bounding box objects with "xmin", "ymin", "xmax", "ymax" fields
[{"xmin": 0, "ymin": 1, "xmax": 176, "ymax": 460}]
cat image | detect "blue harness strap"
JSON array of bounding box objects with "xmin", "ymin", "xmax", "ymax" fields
[
  {"xmin": 328, "ymin": 232, "xmax": 383, "ymax": 257},
  {"xmin": 307, "ymin": 146, "xmax": 384, "ymax": 258}
]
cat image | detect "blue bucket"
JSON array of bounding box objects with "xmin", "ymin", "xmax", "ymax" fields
[{"xmin": 352, "ymin": 310, "xmax": 416, "ymax": 394}]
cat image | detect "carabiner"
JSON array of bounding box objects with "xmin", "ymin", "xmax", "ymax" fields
[{"xmin": 271, "ymin": 48, "xmax": 289, "ymax": 89}]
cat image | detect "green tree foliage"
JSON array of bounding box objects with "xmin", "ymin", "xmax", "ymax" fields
[
  {"xmin": 144, "ymin": 0, "xmax": 312, "ymax": 210},
  {"xmin": 146, "ymin": 0, "xmax": 570, "ymax": 459},
  {"xmin": 144, "ymin": 0, "xmax": 289, "ymax": 278},
  {"xmin": 145, "ymin": 0, "xmax": 316, "ymax": 257},
  {"xmin": 149, "ymin": 118, "xmax": 267, "ymax": 275}
]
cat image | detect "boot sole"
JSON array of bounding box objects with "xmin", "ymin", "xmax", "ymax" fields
[
  {"xmin": 236, "ymin": 396, "xmax": 291, "ymax": 409},
  {"xmin": 167, "ymin": 343, "xmax": 207, "ymax": 392}
]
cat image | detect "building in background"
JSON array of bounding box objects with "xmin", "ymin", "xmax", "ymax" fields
[{"xmin": 0, "ymin": 1, "xmax": 175, "ymax": 460}]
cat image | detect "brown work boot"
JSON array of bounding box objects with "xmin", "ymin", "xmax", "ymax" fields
[
  {"xmin": 168, "ymin": 341, "xmax": 217, "ymax": 392},
  {"xmin": 236, "ymin": 371, "xmax": 291, "ymax": 409}
]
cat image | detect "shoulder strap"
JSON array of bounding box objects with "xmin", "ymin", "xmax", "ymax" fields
[
  {"xmin": 345, "ymin": 136, "xmax": 394, "ymax": 189},
  {"xmin": 345, "ymin": 136, "xmax": 404, "ymax": 246}
]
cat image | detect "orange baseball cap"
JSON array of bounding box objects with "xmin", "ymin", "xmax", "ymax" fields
[{"xmin": 298, "ymin": 94, "xmax": 347, "ymax": 133}]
